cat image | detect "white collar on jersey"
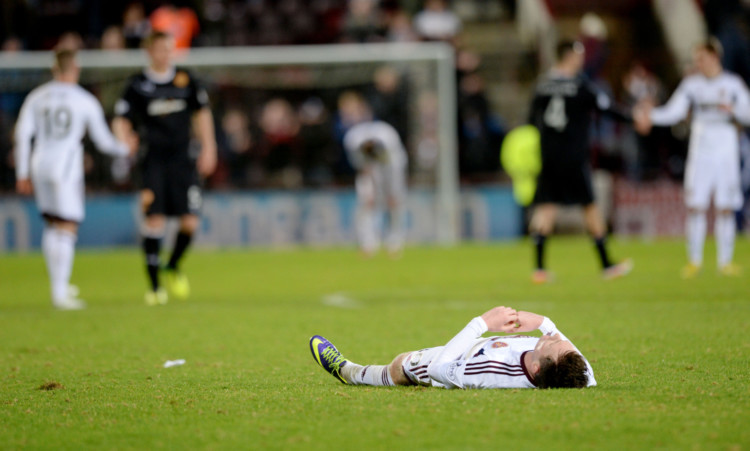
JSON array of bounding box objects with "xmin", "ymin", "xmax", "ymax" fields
[{"xmin": 143, "ymin": 66, "xmax": 176, "ymax": 84}]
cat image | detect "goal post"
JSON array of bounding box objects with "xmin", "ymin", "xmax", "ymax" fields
[{"xmin": 0, "ymin": 42, "xmax": 459, "ymax": 244}]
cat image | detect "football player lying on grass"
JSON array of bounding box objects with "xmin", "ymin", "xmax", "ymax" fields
[{"xmin": 310, "ymin": 306, "xmax": 595, "ymax": 389}]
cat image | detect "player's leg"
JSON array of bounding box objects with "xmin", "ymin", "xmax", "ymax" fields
[
  {"xmin": 309, "ymin": 335, "xmax": 413, "ymax": 386},
  {"xmin": 42, "ymin": 218, "xmax": 83, "ymax": 310},
  {"xmin": 682, "ymin": 156, "xmax": 711, "ymax": 278},
  {"xmin": 142, "ymin": 211, "xmax": 167, "ymax": 304},
  {"xmin": 355, "ymin": 170, "xmax": 380, "ymax": 256},
  {"xmin": 36, "ymin": 179, "xmax": 85, "ymax": 310},
  {"xmin": 140, "ymin": 161, "xmax": 169, "ymax": 304},
  {"xmin": 384, "ymin": 164, "xmax": 407, "ymax": 257},
  {"xmin": 714, "ymin": 154, "xmax": 743, "ymax": 275},
  {"xmin": 163, "ymin": 172, "xmax": 202, "ymax": 299},
  {"xmin": 529, "ymin": 203, "xmax": 557, "ymax": 283},
  {"xmin": 163, "ymin": 213, "xmax": 199, "ymax": 299},
  {"xmin": 583, "ymin": 203, "xmax": 633, "ymax": 279}
]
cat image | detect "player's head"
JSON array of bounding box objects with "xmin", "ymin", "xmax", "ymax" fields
[
  {"xmin": 693, "ymin": 38, "xmax": 723, "ymax": 76},
  {"xmin": 360, "ymin": 139, "xmax": 385, "ymax": 160},
  {"xmin": 52, "ymin": 49, "xmax": 80, "ymax": 82},
  {"xmin": 145, "ymin": 31, "xmax": 175, "ymax": 71},
  {"xmin": 530, "ymin": 334, "xmax": 588, "ymax": 389},
  {"xmin": 555, "ymin": 40, "xmax": 585, "ymax": 73}
]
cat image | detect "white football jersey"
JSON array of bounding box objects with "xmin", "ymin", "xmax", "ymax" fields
[
  {"xmin": 15, "ymin": 81, "xmax": 129, "ymax": 184},
  {"xmin": 650, "ymin": 71, "xmax": 750, "ymax": 155},
  {"xmin": 343, "ymin": 120, "xmax": 407, "ymax": 170},
  {"xmin": 423, "ymin": 317, "xmax": 596, "ymax": 389}
]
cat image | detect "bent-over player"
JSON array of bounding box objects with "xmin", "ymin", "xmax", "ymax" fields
[
  {"xmin": 14, "ymin": 49, "xmax": 135, "ymax": 310},
  {"xmin": 635, "ymin": 39, "xmax": 750, "ymax": 278},
  {"xmin": 527, "ymin": 40, "xmax": 633, "ymax": 283},
  {"xmin": 113, "ymin": 31, "xmax": 217, "ymax": 305},
  {"xmin": 310, "ymin": 306, "xmax": 595, "ymax": 389},
  {"xmin": 341, "ymin": 92, "xmax": 408, "ymax": 257}
]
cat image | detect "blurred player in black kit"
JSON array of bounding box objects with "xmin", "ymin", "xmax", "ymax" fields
[
  {"xmin": 114, "ymin": 31, "xmax": 217, "ymax": 305},
  {"xmin": 527, "ymin": 40, "xmax": 633, "ymax": 283}
]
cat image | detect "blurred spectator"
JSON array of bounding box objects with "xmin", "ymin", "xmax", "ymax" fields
[
  {"xmin": 56, "ymin": 31, "xmax": 84, "ymax": 51},
  {"xmin": 218, "ymin": 108, "xmax": 254, "ymax": 187},
  {"xmin": 413, "ymin": 0, "xmax": 461, "ymax": 42},
  {"xmin": 101, "ymin": 26, "xmax": 125, "ymax": 50},
  {"xmin": 579, "ymin": 12, "xmax": 609, "ymax": 79},
  {"xmin": 367, "ymin": 65, "xmax": 409, "ymax": 142},
  {"xmin": 150, "ymin": 3, "xmax": 200, "ymax": 49},
  {"xmin": 98, "ymin": 27, "xmax": 127, "ymax": 114},
  {"xmin": 703, "ymin": 0, "xmax": 750, "ymax": 85},
  {"xmin": 340, "ymin": 0, "xmax": 386, "ymax": 43},
  {"xmin": 258, "ymin": 98, "xmax": 302, "ymax": 188},
  {"xmin": 123, "ymin": 2, "xmax": 150, "ymax": 49},
  {"xmin": 298, "ymin": 97, "xmax": 337, "ymax": 186},
  {"xmin": 2, "ymin": 36, "xmax": 23, "ymax": 52},
  {"xmin": 387, "ymin": 9, "xmax": 419, "ymax": 42}
]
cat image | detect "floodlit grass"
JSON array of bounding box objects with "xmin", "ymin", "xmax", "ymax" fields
[{"xmin": 1, "ymin": 238, "xmax": 748, "ymax": 450}]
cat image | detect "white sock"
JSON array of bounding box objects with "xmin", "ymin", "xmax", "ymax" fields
[
  {"xmin": 357, "ymin": 208, "xmax": 380, "ymax": 253},
  {"xmin": 341, "ymin": 362, "xmax": 394, "ymax": 386},
  {"xmin": 715, "ymin": 213, "xmax": 736, "ymax": 267},
  {"xmin": 685, "ymin": 211, "xmax": 706, "ymax": 266},
  {"xmin": 42, "ymin": 227, "xmax": 77, "ymax": 302}
]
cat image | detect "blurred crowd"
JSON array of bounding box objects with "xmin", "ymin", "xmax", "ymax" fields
[
  {"xmin": 1, "ymin": 0, "xmax": 509, "ymax": 192},
  {"xmin": 2, "ymin": 0, "xmax": 750, "ymax": 204}
]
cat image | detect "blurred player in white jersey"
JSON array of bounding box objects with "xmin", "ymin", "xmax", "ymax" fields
[
  {"xmin": 14, "ymin": 49, "xmax": 135, "ymax": 310},
  {"xmin": 636, "ymin": 39, "xmax": 750, "ymax": 278},
  {"xmin": 340, "ymin": 92, "xmax": 408, "ymax": 257},
  {"xmin": 310, "ymin": 306, "xmax": 595, "ymax": 389}
]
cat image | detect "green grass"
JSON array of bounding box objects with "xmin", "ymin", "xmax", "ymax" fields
[{"xmin": 1, "ymin": 238, "xmax": 749, "ymax": 450}]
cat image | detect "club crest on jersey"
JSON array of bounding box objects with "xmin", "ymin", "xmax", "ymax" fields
[
  {"xmin": 174, "ymin": 71, "xmax": 190, "ymax": 88},
  {"xmin": 491, "ymin": 342, "xmax": 508, "ymax": 348}
]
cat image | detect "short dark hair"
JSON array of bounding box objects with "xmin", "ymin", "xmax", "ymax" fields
[
  {"xmin": 53, "ymin": 49, "xmax": 77, "ymax": 73},
  {"xmin": 696, "ymin": 37, "xmax": 723, "ymax": 59},
  {"xmin": 556, "ymin": 40, "xmax": 584, "ymax": 61},
  {"xmin": 144, "ymin": 30, "xmax": 172, "ymax": 48},
  {"xmin": 535, "ymin": 352, "xmax": 589, "ymax": 389}
]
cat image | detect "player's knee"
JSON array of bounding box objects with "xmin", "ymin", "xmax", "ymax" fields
[
  {"xmin": 179, "ymin": 215, "xmax": 199, "ymax": 233},
  {"xmin": 143, "ymin": 215, "xmax": 166, "ymax": 235},
  {"xmin": 51, "ymin": 220, "xmax": 78, "ymax": 235},
  {"xmin": 389, "ymin": 352, "xmax": 413, "ymax": 386}
]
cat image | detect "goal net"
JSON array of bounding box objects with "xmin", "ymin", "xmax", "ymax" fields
[{"xmin": 0, "ymin": 43, "xmax": 458, "ymax": 244}]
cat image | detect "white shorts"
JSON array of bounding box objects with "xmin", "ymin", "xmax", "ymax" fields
[
  {"xmin": 32, "ymin": 178, "xmax": 85, "ymax": 222},
  {"xmin": 685, "ymin": 127, "xmax": 743, "ymax": 211},
  {"xmin": 355, "ymin": 163, "xmax": 407, "ymax": 206},
  {"xmin": 401, "ymin": 347, "xmax": 445, "ymax": 387}
]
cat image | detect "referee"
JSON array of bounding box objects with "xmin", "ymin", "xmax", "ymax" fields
[
  {"xmin": 527, "ymin": 40, "xmax": 632, "ymax": 283},
  {"xmin": 113, "ymin": 31, "xmax": 217, "ymax": 305}
]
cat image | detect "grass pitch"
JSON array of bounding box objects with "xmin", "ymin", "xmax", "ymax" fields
[{"xmin": 1, "ymin": 238, "xmax": 748, "ymax": 450}]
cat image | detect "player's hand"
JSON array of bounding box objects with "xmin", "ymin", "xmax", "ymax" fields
[
  {"xmin": 481, "ymin": 306, "xmax": 519, "ymax": 333},
  {"xmin": 197, "ymin": 147, "xmax": 217, "ymax": 177},
  {"xmin": 633, "ymin": 103, "xmax": 652, "ymax": 135},
  {"xmin": 514, "ymin": 310, "xmax": 545, "ymax": 332},
  {"xmin": 16, "ymin": 178, "xmax": 33, "ymax": 195},
  {"xmin": 126, "ymin": 133, "xmax": 140, "ymax": 157}
]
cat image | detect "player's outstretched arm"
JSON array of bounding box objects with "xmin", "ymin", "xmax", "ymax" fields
[{"xmin": 194, "ymin": 108, "xmax": 217, "ymax": 177}]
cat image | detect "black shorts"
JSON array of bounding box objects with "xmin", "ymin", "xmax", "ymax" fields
[
  {"xmin": 533, "ymin": 163, "xmax": 594, "ymax": 206},
  {"xmin": 140, "ymin": 158, "xmax": 202, "ymax": 217}
]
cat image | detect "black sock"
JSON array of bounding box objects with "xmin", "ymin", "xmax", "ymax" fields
[
  {"xmin": 167, "ymin": 231, "xmax": 193, "ymax": 271},
  {"xmin": 533, "ymin": 234, "xmax": 547, "ymax": 270},
  {"xmin": 594, "ymin": 236, "xmax": 612, "ymax": 269},
  {"xmin": 142, "ymin": 236, "xmax": 162, "ymax": 291}
]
